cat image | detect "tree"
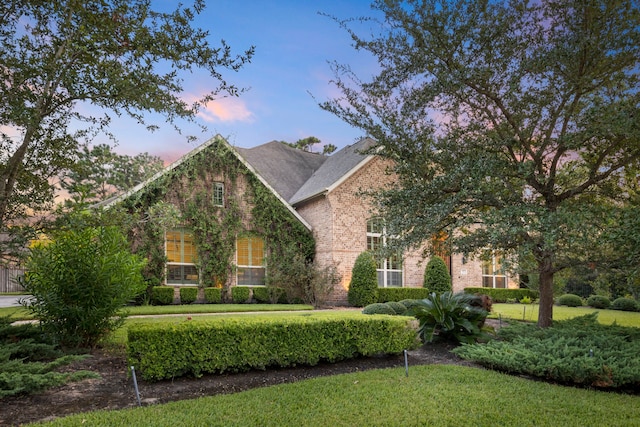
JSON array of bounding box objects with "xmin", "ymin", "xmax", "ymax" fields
[
  {"xmin": 0, "ymin": 0, "xmax": 254, "ymax": 255},
  {"xmin": 60, "ymin": 144, "xmax": 164, "ymax": 206},
  {"xmin": 323, "ymin": 0, "xmax": 640, "ymax": 327},
  {"xmin": 348, "ymin": 251, "xmax": 379, "ymax": 307},
  {"xmin": 283, "ymin": 137, "xmax": 337, "ymax": 154},
  {"xmin": 423, "ymin": 256, "xmax": 452, "ymax": 294}
]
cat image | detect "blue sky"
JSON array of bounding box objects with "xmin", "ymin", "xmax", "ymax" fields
[{"xmin": 110, "ymin": 0, "xmax": 380, "ymax": 163}]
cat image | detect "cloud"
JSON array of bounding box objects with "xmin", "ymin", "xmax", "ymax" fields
[{"xmin": 195, "ymin": 96, "xmax": 255, "ymax": 123}]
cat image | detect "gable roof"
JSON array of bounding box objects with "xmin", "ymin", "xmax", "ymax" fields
[
  {"xmin": 236, "ymin": 141, "xmax": 326, "ymax": 202},
  {"xmin": 102, "ymin": 135, "xmax": 312, "ymax": 230},
  {"xmin": 288, "ymin": 137, "xmax": 377, "ymax": 205}
]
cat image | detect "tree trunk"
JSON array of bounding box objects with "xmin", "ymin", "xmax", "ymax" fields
[{"xmin": 537, "ymin": 268, "xmax": 555, "ymax": 328}]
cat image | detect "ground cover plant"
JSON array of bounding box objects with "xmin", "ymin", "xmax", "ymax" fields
[
  {"xmin": 28, "ymin": 365, "xmax": 640, "ymax": 427},
  {"xmin": 453, "ymin": 313, "xmax": 640, "ymax": 391},
  {"xmin": 0, "ymin": 317, "xmax": 98, "ymax": 397}
]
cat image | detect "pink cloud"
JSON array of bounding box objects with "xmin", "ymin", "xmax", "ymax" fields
[{"xmin": 190, "ymin": 95, "xmax": 254, "ymax": 123}]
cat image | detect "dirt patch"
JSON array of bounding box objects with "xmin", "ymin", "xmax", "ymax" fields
[{"xmin": 1, "ymin": 321, "xmax": 499, "ymax": 426}]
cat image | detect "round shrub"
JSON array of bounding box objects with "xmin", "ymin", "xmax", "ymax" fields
[
  {"xmin": 611, "ymin": 297, "xmax": 638, "ymax": 312},
  {"xmin": 399, "ymin": 299, "xmax": 422, "ymax": 311},
  {"xmin": 179, "ymin": 287, "xmax": 198, "ymax": 304},
  {"xmin": 557, "ymin": 294, "xmax": 583, "ymax": 307},
  {"xmin": 386, "ymin": 301, "xmax": 407, "ymax": 315},
  {"xmin": 362, "ymin": 303, "xmax": 396, "ymax": 315},
  {"xmin": 348, "ymin": 251, "xmax": 379, "ymax": 307},
  {"xmin": 586, "ymin": 295, "xmax": 610, "ymax": 309},
  {"xmin": 152, "ymin": 286, "xmax": 175, "ymax": 305},
  {"xmin": 204, "ymin": 288, "xmax": 221, "ymax": 304},
  {"xmin": 423, "ymin": 255, "xmax": 452, "ymax": 293}
]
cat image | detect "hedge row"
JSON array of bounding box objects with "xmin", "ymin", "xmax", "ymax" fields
[
  {"xmin": 377, "ymin": 288, "xmax": 431, "ymax": 303},
  {"xmin": 127, "ymin": 316, "xmax": 420, "ymax": 381},
  {"xmin": 463, "ymin": 287, "xmax": 538, "ymax": 303},
  {"xmin": 149, "ymin": 286, "xmax": 279, "ymax": 305}
]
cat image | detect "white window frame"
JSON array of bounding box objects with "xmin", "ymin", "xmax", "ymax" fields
[
  {"xmin": 482, "ymin": 253, "xmax": 508, "ymax": 288},
  {"xmin": 213, "ymin": 181, "xmax": 224, "ymax": 207},
  {"xmin": 367, "ymin": 218, "xmax": 403, "ymax": 288}
]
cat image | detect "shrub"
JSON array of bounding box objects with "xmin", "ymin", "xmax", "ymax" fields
[
  {"xmin": 463, "ymin": 287, "xmax": 538, "ymax": 303},
  {"xmin": 586, "ymin": 295, "xmax": 611, "ymax": 309},
  {"xmin": 557, "ymin": 294, "xmax": 583, "ymax": 307},
  {"xmin": 362, "ymin": 303, "xmax": 396, "ymax": 315},
  {"xmin": 348, "ymin": 252, "xmax": 378, "ymax": 307},
  {"xmin": 127, "ymin": 315, "xmax": 419, "ymax": 381},
  {"xmin": 423, "ymin": 256, "xmax": 452, "ymax": 293},
  {"xmin": 454, "ymin": 313, "xmax": 640, "ymax": 390},
  {"xmin": 151, "ymin": 286, "xmax": 175, "ymax": 305},
  {"xmin": 408, "ymin": 292, "xmax": 490, "ymax": 344},
  {"xmin": 204, "ymin": 288, "xmax": 222, "ymax": 304},
  {"xmin": 386, "ymin": 301, "xmax": 407, "ymax": 315},
  {"xmin": 302, "ymin": 263, "xmax": 341, "ymax": 308},
  {"xmin": 253, "ymin": 287, "xmax": 287, "ymax": 304},
  {"xmin": 179, "ymin": 288, "xmax": 198, "ymax": 304},
  {"xmin": 377, "ymin": 288, "xmax": 430, "ymax": 302},
  {"xmin": 232, "ymin": 287, "xmax": 251, "ymax": 303},
  {"xmin": 611, "ymin": 297, "xmax": 638, "ymax": 312},
  {"xmin": 399, "ymin": 299, "xmax": 422, "ymax": 311},
  {"xmin": 22, "ymin": 226, "xmax": 146, "ymax": 348}
]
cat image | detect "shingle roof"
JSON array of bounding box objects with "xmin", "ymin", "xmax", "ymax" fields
[
  {"xmin": 288, "ymin": 137, "xmax": 377, "ymax": 205},
  {"xmin": 236, "ymin": 141, "xmax": 327, "ymax": 202}
]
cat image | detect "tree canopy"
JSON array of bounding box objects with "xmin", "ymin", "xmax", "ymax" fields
[
  {"xmin": 323, "ymin": 0, "xmax": 640, "ymax": 327},
  {"xmin": 0, "ymin": 0, "xmax": 254, "ymax": 257}
]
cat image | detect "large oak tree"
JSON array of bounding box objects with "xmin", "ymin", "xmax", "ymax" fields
[
  {"xmin": 0, "ymin": 0, "xmax": 253, "ymax": 257},
  {"xmin": 323, "ymin": 0, "xmax": 640, "ymax": 326}
]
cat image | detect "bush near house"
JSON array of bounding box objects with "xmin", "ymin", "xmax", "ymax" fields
[
  {"xmin": 463, "ymin": 287, "xmax": 538, "ymax": 303},
  {"xmin": 611, "ymin": 297, "xmax": 639, "ymax": 312},
  {"xmin": 179, "ymin": 288, "xmax": 198, "ymax": 304},
  {"xmin": 252, "ymin": 287, "xmax": 286, "ymax": 304},
  {"xmin": 127, "ymin": 315, "xmax": 419, "ymax": 381},
  {"xmin": 231, "ymin": 287, "xmax": 251, "ymax": 303},
  {"xmin": 151, "ymin": 286, "xmax": 175, "ymax": 305},
  {"xmin": 586, "ymin": 295, "xmax": 611, "ymax": 309},
  {"xmin": 557, "ymin": 294, "xmax": 583, "ymax": 307},
  {"xmin": 377, "ymin": 288, "xmax": 430, "ymax": 303},
  {"xmin": 204, "ymin": 288, "xmax": 222, "ymax": 304},
  {"xmin": 348, "ymin": 252, "xmax": 378, "ymax": 307},
  {"xmin": 362, "ymin": 303, "xmax": 397, "ymax": 315},
  {"xmin": 423, "ymin": 256, "xmax": 452, "ymax": 293}
]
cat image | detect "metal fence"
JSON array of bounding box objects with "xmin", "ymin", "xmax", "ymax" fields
[{"xmin": 0, "ymin": 266, "xmax": 26, "ymax": 293}]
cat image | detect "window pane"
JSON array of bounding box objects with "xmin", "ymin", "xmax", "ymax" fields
[
  {"xmin": 482, "ymin": 276, "xmax": 493, "ymax": 288},
  {"xmin": 387, "ymin": 271, "xmax": 402, "ymax": 287},
  {"xmin": 250, "ymin": 237, "xmax": 264, "ymax": 266},
  {"xmin": 495, "ymin": 277, "xmax": 506, "ymax": 288},
  {"xmin": 213, "ymin": 182, "xmax": 224, "ymax": 206},
  {"xmin": 237, "ymin": 238, "xmax": 249, "ymax": 265},
  {"xmin": 167, "ymin": 265, "xmax": 198, "ymax": 285},
  {"xmin": 237, "ymin": 267, "xmax": 266, "ymax": 286},
  {"xmin": 166, "ymin": 231, "xmax": 181, "ymax": 262},
  {"xmin": 377, "ymin": 270, "xmax": 384, "ymax": 287},
  {"xmin": 183, "ymin": 233, "xmax": 195, "ymax": 263}
]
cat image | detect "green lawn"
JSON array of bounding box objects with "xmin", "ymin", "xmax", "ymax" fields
[
  {"xmin": 30, "ymin": 364, "xmax": 640, "ymax": 427},
  {"xmin": 491, "ymin": 303, "xmax": 640, "ymax": 327}
]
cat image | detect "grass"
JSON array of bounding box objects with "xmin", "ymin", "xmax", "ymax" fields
[
  {"xmin": 491, "ymin": 303, "xmax": 640, "ymax": 327},
  {"xmin": 29, "ymin": 364, "xmax": 640, "ymax": 427}
]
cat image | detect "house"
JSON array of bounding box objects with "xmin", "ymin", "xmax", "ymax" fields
[{"xmin": 109, "ymin": 135, "xmax": 518, "ymax": 305}]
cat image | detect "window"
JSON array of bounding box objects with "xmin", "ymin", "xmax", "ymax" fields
[
  {"xmin": 482, "ymin": 253, "xmax": 507, "ymax": 288},
  {"xmin": 237, "ymin": 236, "xmax": 265, "ymax": 286},
  {"xmin": 367, "ymin": 218, "xmax": 403, "ymax": 287},
  {"xmin": 166, "ymin": 229, "xmax": 198, "ymax": 285},
  {"xmin": 213, "ymin": 182, "xmax": 224, "ymax": 206}
]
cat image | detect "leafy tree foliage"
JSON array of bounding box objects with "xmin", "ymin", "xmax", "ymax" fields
[
  {"xmin": 283, "ymin": 136, "xmax": 337, "ymax": 155},
  {"xmin": 423, "ymin": 256, "xmax": 452, "ymax": 293},
  {"xmin": 323, "ymin": 0, "xmax": 640, "ymax": 327},
  {"xmin": 21, "ymin": 226, "xmax": 146, "ymax": 348},
  {"xmin": 348, "ymin": 251, "xmax": 379, "ymax": 307},
  {"xmin": 61, "ymin": 143, "xmax": 164, "ymax": 206},
  {"xmin": 0, "ymin": 0, "xmax": 254, "ymax": 256}
]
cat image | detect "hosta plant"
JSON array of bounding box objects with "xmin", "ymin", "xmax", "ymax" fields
[{"xmin": 408, "ymin": 292, "xmax": 491, "ymax": 344}]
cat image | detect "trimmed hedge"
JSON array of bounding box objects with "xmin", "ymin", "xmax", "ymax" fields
[
  {"xmin": 611, "ymin": 297, "xmax": 638, "ymax": 312},
  {"xmin": 231, "ymin": 287, "xmax": 251, "ymax": 303},
  {"xmin": 151, "ymin": 286, "xmax": 175, "ymax": 305},
  {"xmin": 586, "ymin": 295, "xmax": 610, "ymax": 309},
  {"xmin": 377, "ymin": 288, "xmax": 430, "ymax": 303},
  {"xmin": 127, "ymin": 315, "xmax": 420, "ymax": 381},
  {"xmin": 179, "ymin": 288, "xmax": 197, "ymax": 304},
  {"xmin": 557, "ymin": 294, "xmax": 583, "ymax": 307},
  {"xmin": 252, "ymin": 287, "xmax": 286, "ymax": 304},
  {"xmin": 204, "ymin": 288, "xmax": 222, "ymax": 304},
  {"xmin": 362, "ymin": 303, "xmax": 396, "ymax": 315},
  {"xmin": 348, "ymin": 252, "xmax": 379, "ymax": 307},
  {"xmin": 463, "ymin": 287, "xmax": 538, "ymax": 303}
]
